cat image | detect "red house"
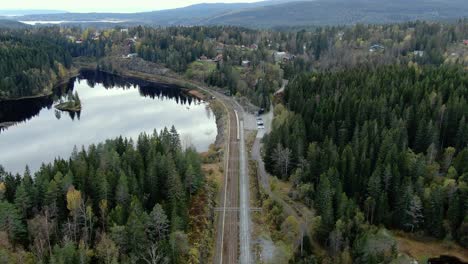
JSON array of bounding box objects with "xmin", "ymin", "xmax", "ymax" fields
[{"xmin": 463, "ymin": 40, "xmax": 468, "ymax": 45}]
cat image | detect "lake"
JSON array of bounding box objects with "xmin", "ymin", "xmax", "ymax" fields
[{"xmin": 0, "ymin": 71, "xmax": 217, "ymax": 174}]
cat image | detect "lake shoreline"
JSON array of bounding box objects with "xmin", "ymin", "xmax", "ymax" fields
[
  {"xmin": 1, "ymin": 70, "xmax": 218, "ymax": 174},
  {"xmin": 1, "ymin": 59, "xmax": 225, "ymax": 153},
  {"xmin": 0, "ymin": 67, "xmax": 80, "ymax": 103}
]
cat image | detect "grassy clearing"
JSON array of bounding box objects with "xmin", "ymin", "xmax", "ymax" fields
[
  {"xmin": 270, "ymin": 177, "xmax": 315, "ymax": 221},
  {"xmin": 202, "ymin": 162, "xmax": 223, "ymax": 189},
  {"xmin": 394, "ymin": 231, "xmax": 468, "ymax": 262},
  {"xmin": 185, "ymin": 61, "xmax": 216, "ymax": 82}
]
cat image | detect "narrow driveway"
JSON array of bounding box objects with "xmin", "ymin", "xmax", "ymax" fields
[{"xmin": 250, "ymin": 105, "xmax": 315, "ymax": 256}]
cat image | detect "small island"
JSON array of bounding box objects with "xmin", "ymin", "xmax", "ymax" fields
[{"xmin": 55, "ymin": 91, "xmax": 82, "ymax": 112}]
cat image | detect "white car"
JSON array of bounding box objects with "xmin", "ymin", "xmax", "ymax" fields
[{"xmin": 258, "ymin": 125, "xmax": 265, "ymax": 129}]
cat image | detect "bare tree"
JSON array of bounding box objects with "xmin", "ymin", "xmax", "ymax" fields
[
  {"xmin": 329, "ymin": 228, "xmax": 343, "ymax": 256},
  {"xmin": 96, "ymin": 233, "xmax": 119, "ymax": 264},
  {"xmin": 142, "ymin": 242, "xmax": 169, "ymax": 264},
  {"xmin": 405, "ymin": 195, "xmax": 423, "ymax": 232},
  {"xmin": 272, "ymin": 143, "xmax": 292, "ymax": 179},
  {"xmin": 182, "ymin": 134, "xmax": 194, "ymax": 151},
  {"xmin": 28, "ymin": 206, "xmax": 56, "ymax": 259}
]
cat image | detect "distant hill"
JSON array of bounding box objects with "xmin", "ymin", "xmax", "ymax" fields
[
  {"xmin": 202, "ymin": 0, "xmax": 468, "ymax": 27},
  {"xmin": 12, "ymin": 0, "xmax": 468, "ymax": 27},
  {"xmin": 0, "ymin": 19, "xmax": 29, "ymax": 29},
  {"xmin": 14, "ymin": 2, "xmax": 265, "ymax": 24}
]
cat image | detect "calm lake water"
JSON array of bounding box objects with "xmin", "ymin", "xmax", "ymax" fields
[{"xmin": 0, "ymin": 71, "xmax": 217, "ymax": 174}]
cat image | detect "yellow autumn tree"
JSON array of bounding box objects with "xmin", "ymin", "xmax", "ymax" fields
[
  {"xmin": 66, "ymin": 186, "xmax": 82, "ymax": 215},
  {"xmin": 66, "ymin": 186, "xmax": 82, "ymax": 242},
  {"xmin": 0, "ymin": 182, "xmax": 5, "ymax": 200}
]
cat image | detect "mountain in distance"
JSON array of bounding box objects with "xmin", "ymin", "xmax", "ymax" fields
[
  {"xmin": 12, "ymin": 0, "xmax": 468, "ymax": 27},
  {"xmin": 9, "ymin": 0, "xmax": 314, "ymax": 25},
  {"xmin": 202, "ymin": 0, "xmax": 468, "ymax": 27},
  {"xmin": 0, "ymin": 19, "xmax": 30, "ymax": 29}
]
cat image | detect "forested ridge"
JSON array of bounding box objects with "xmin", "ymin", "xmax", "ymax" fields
[
  {"xmin": 0, "ymin": 127, "xmax": 214, "ymax": 263},
  {"xmin": 1, "ymin": 20, "xmax": 466, "ymax": 103},
  {"xmin": 0, "ymin": 31, "xmax": 73, "ymax": 99},
  {"xmin": 264, "ymin": 65, "xmax": 468, "ymax": 262}
]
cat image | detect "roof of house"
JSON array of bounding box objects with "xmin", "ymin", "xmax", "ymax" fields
[{"xmin": 370, "ymin": 44, "xmax": 385, "ymax": 49}]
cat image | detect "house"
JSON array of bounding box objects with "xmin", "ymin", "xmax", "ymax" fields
[
  {"xmin": 92, "ymin": 32, "xmax": 100, "ymax": 41},
  {"xmin": 464, "ymin": 40, "xmax": 468, "ymax": 45},
  {"xmin": 121, "ymin": 28, "xmax": 129, "ymax": 33},
  {"xmin": 214, "ymin": 54, "xmax": 223, "ymax": 62},
  {"xmin": 199, "ymin": 55, "xmax": 208, "ymax": 61},
  {"xmin": 241, "ymin": 60, "xmax": 251, "ymax": 67},
  {"xmin": 126, "ymin": 38, "xmax": 136, "ymax": 44},
  {"xmin": 337, "ymin": 32, "xmax": 344, "ymax": 41},
  {"xmin": 250, "ymin": 44, "xmax": 258, "ymax": 50},
  {"xmin": 413, "ymin": 50, "xmax": 424, "ymax": 57},
  {"xmin": 273, "ymin": 51, "xmax": 293, "ymax": 63},
  {"xmin": 75, "ymin": 39, "xmax": 83, "ymax": 44},
  {"xmin": 369, "ymin": 44, "xmax": 385, "ymax": 52},
  {"xmin": 274, "ymin": 86, "xmax": 285, "ymax": 99},
  {"xmin": 126, "ymin": 53, "xmax": 138, "ymax": 58}
]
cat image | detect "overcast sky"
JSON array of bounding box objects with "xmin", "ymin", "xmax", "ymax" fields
[{"xmin": 1, "ymin": 0, "xmax": 262, "ymax": 13}]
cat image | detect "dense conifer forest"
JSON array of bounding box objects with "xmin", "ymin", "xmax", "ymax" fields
[
  {"xmin": 0, "ymin": 18, "xmax": 467, "ymax": 263},
  {"xmin": 0, "ymin": 31, "xmax": 72, "ymax": 99},
  {"xmin": 264, "ymin": 65, "xmax": 468, "ymax": 262},
  {"xmin": 0, "ymin": 127, "xmax": 213, "ymax": 263},
  {"xmin": 2, "ymin": 19, "xmax": 466, "ymax": 103}
]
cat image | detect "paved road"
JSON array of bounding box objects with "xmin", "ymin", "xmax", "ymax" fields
[{"xmin": 251, "ymin": 107, "xmax": 314, "ymax": 255}]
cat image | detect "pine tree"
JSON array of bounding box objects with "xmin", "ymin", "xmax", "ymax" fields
[
  {"xmin": 14, "ymin": 183, "xmax": 32, "ymax": 219},
  {"xmin": 115, "ymin": 172, "xmax": 129, "ymax": 206},
  {"xmin": 147, "ymin": 203, "xmax": 169, "ymax": 242},
  {"xmin": 315, "ymin": 174, "xmax": 334, "ymax": 230}
]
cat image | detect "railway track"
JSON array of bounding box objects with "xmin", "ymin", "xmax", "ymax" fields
[
  {"xmin": 186, "ymin": 83, "xmax": 246, "ymax": 264},
  {"xmin": 213, "ymin": 99, "xmax": 240, "ymax": 264}
]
